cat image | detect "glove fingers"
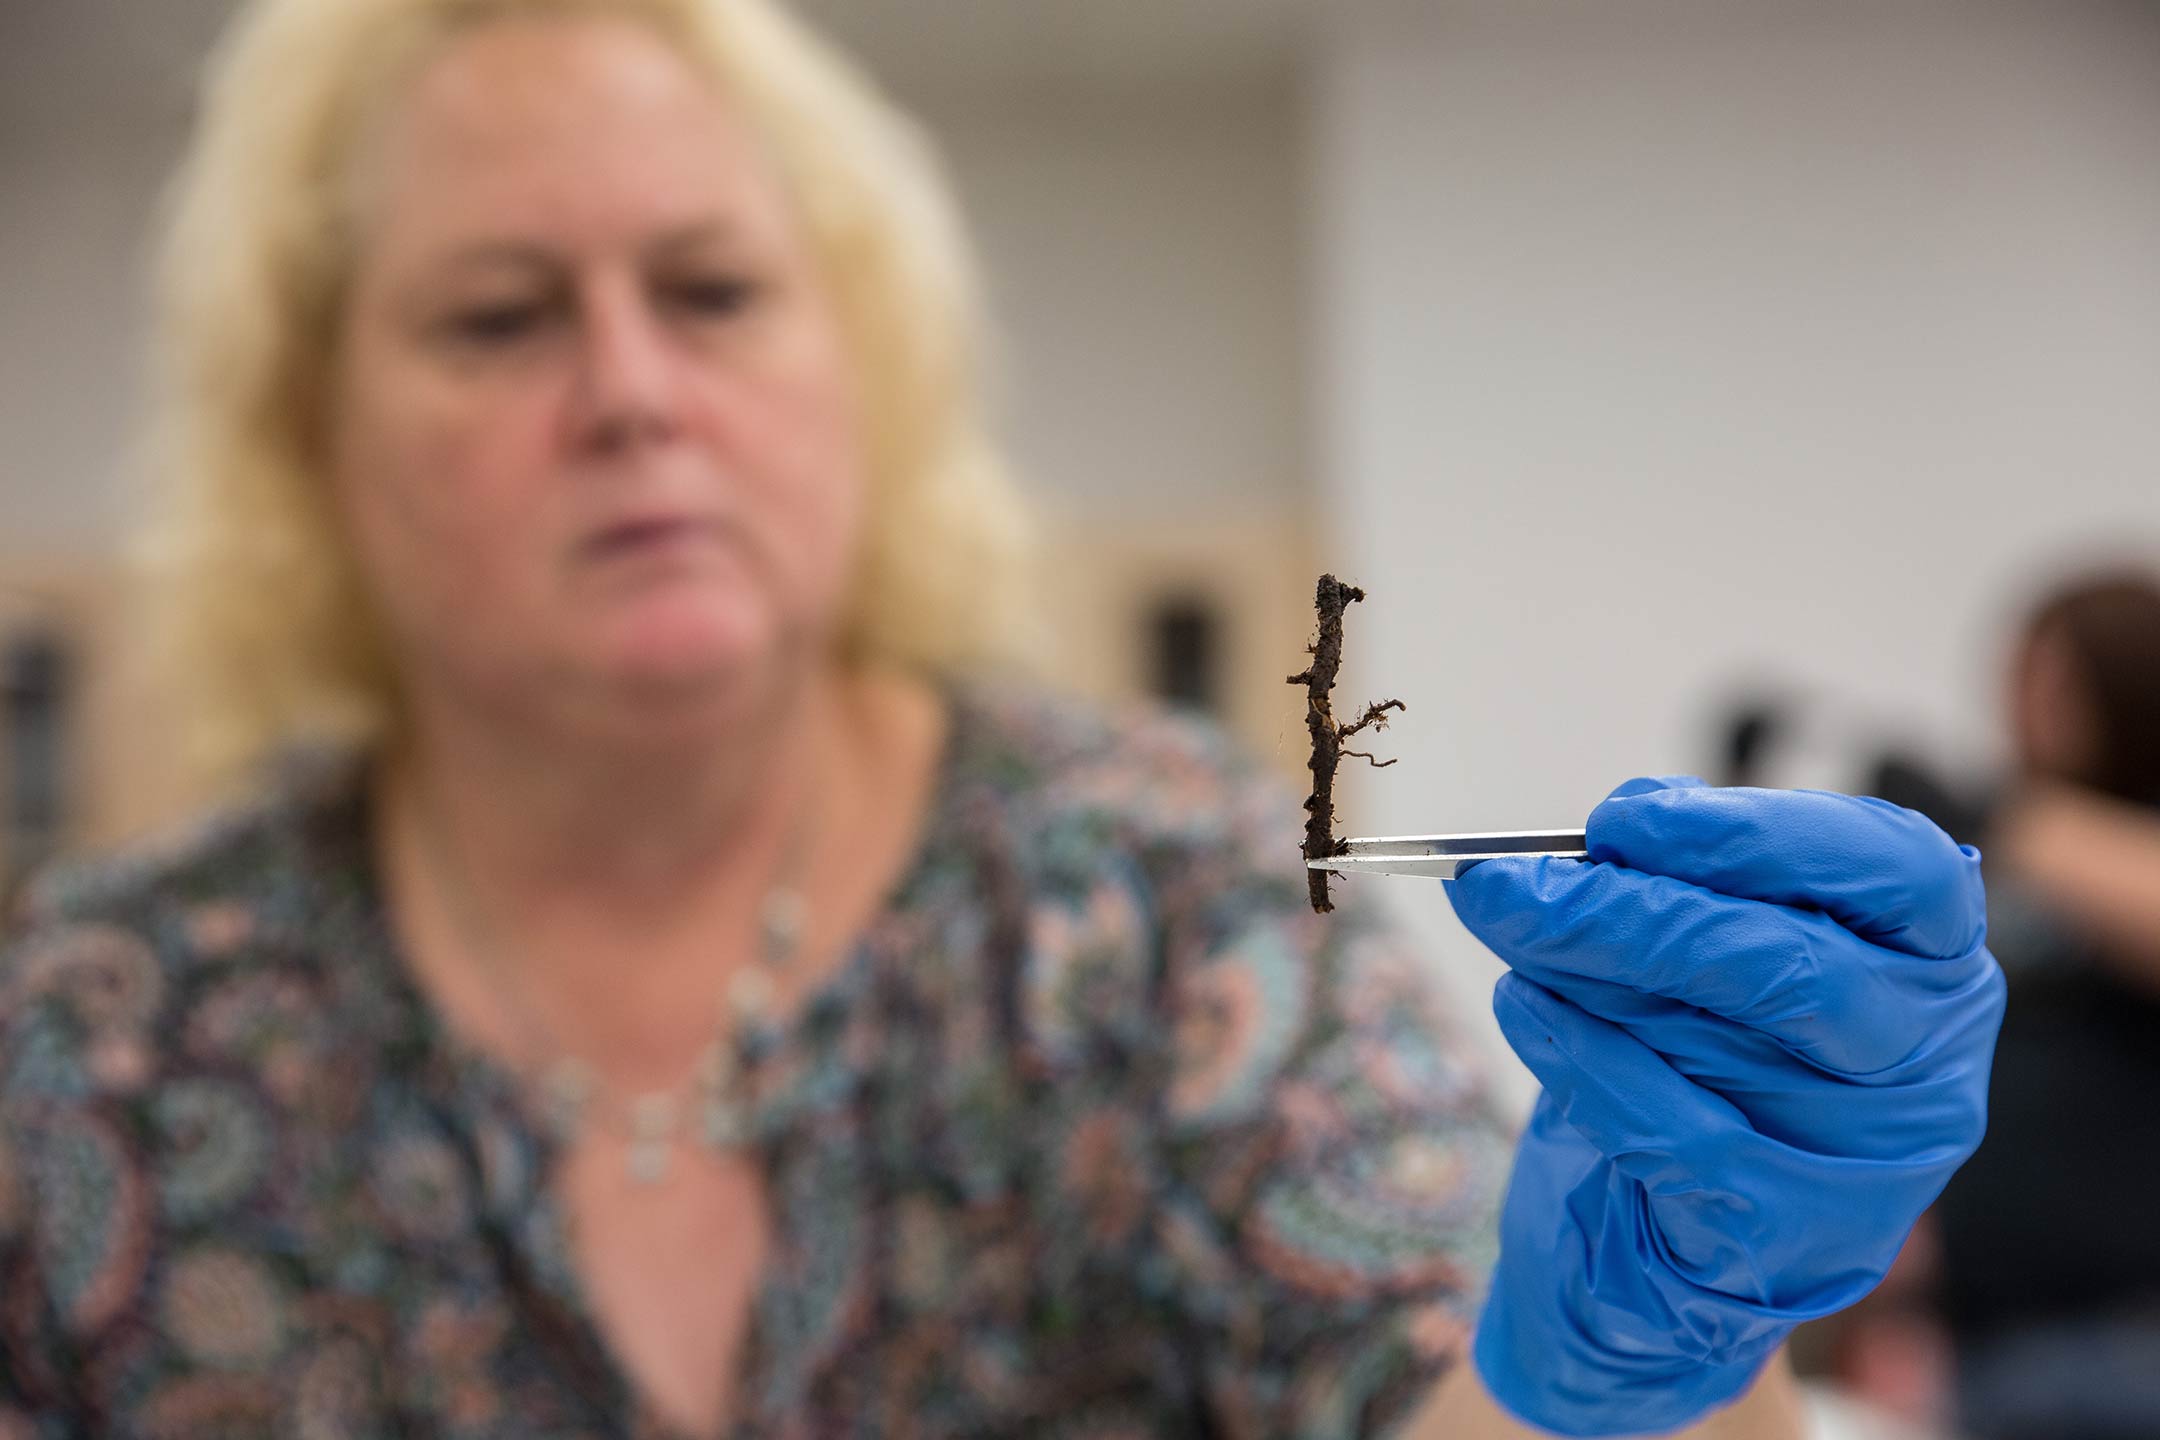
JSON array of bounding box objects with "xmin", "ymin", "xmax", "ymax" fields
[
  {"xmin": 1497, "ymin": 969, "xmax": 1801, "ymax": 1087},
  {"xmin": 1587, "ymin": 784, "xmax": 1985, "ymax": 961},
  {"xmin": 1602, "ymin": 775, "xmax": 1710, "ymax": 801},
  {"xmin": 1452, "ymin": 855, "xmax": 1971, "ymax": 1075},
  {"xmin": 1492, "ymin": 973, "xmax": 1748, "ymax": 1196},
  {"xmin": 1492, "ymin": 967, "xmax": 1977, "ymax": 1159}
]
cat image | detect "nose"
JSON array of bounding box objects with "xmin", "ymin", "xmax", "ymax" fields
[{"xmin": 566, "ymin": 274, "xmax": 683, "ymax": 456}]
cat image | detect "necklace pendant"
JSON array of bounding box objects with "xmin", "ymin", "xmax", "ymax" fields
[
  {"xmin": 628, "ymin": 1092, "xmax": 678, "ymax": 1186},
  {"xmin": 628, "ymin": 1132, "xmax": 672, "ymax": 1185},
  {"xmin": 702, "ymin": 1095, "xmax": 750, "ymax": 1151},
  {"xmin": 542, "ymin": 1059, "xmax": 595, "ymax": 1141}
]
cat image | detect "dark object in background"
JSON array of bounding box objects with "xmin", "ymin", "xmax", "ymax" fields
[
  {"xmin": 2, "ymin": 628, "xmax": 71, "ymax": 905},
  {"xmin": 1713, "ymin": 694, "xmax": 1793, "ymax": 790},
  {"xmin": 1706, "ymin": 690, "xmax": 1998, "ymax": 845},
  {"xmin": 1866, "ymin": 752, "xmax": 1995, "ymax": 849},
  {"xmin": 1147, "ymin": 594, "xmax": 1221, "ymax": 717}
]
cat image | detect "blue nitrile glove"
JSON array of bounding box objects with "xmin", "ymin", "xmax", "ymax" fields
[{"xmin": 1446, "ymin": 779, "xmax": 2005, "ymax": 1437}]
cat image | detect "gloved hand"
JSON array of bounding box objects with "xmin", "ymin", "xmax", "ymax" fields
[{"xmin": 1446, "ymin": 779, "xmax": 2005, "ymax": 1437}]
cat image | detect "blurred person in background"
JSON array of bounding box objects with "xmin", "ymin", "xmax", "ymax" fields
[
  {"xmin": 1928, "ymin": 571, "xmax": 2160, "ymax": 1440},
  {"xmin": 1784, "ymin": 569, "xmax": 2160, "ymax": 1440},
  {"xmin": 0, "ymin": 1, "xmax": 2004, "ymax": 1436}
]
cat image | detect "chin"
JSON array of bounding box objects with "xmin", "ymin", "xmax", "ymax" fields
[{"xmin": 588, "ymin": 596, "xmax": 779, "ymax": 694}]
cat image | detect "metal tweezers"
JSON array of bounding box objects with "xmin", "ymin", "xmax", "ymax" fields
[{"xmin": 1308, "ymin": 829, "xmax": 1590, "ymax": 880}]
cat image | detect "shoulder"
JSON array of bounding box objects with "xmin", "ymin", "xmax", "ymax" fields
[
  {"xmin": 944, "ymin": 674, "xmax": 1324, "ymax": 1003},
  {"xmin": 947, "ymin": 673, "xmax": 1300, "ymax": 878},
  {"xmin": 941, "ymin": 674, "xmax": 1484, "ymax": 1068},
  {"xmin": 930, "ymin": 681, "xmax": 1509, "ymax": 1295},
  {"xmin": 0, "ymin": 754, "xmax": 360, "ymax": 1106},
  {"xmin": 934, "ymin": 675, "xmax": 1343, "ymax": 1061},
  {"xmin": 0, "ymin": 759, "xmax": 370, "ymax": 1369}
]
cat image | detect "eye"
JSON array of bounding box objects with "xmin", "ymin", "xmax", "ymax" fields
[
  {"xmin": 446, "ymin": 303, "xmax": 548, "ymax": 345},
  {"xmin": 666, "ymin": 276, "xmax": 762, "ymax": 319}
]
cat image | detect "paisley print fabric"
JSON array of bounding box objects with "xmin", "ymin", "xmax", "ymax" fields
[{"xmin": 0, "ymin": 677, "xmax": 1510, "ymax": 1437}]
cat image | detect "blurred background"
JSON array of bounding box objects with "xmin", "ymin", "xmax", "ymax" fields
[{"xmin": 5, "ymin": 2, "xmax": 2160, "ymax": 1435}]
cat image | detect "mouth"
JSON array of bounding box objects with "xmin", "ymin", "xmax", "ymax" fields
[{"xmin": 580, "ymin": 515, "xmax": 723, "ymax": 562}]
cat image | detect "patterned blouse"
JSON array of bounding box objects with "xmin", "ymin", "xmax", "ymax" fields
[{"xmin": 0, "ymin": 677, "xmax": 1512, "ymax": 1439}]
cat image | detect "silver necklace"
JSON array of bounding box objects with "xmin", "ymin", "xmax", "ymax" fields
[
  {"xmin": 533, "ymin": 881, "xmax": 807, "ymax": 1183},
  {"xmin": 408, "ymin": 771, "xmax": 817, "ymax": 1186}
]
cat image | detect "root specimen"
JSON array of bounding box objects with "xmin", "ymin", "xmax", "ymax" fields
[{"xmin": 1286, "ymin": 575, "xmax": 1404, "ymax": 913}]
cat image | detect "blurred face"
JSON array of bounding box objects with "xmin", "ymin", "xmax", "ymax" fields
[
  {"xmin": 328, "ymin": 14, "xmax": 864, "ymax": 742},
  {"xmin": 2009, "ymin": 623, "xmax": 2100, "ymax": 784}
]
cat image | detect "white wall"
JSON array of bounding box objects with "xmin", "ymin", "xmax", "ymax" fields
[
  {"xmin": 914, "ymin": 84, "xmax": 1308, "ymax": 521},
  {"xmin": 0, "ymin": 127, "xmax": 180, "ymax": 556},
  {"xmin": 913, "ymin": 84, "xmax": 1319, "ymax": 777},
  {"xmin": 1310, "ymin": 0, "xmax": 2160, "ymax": 1108}
]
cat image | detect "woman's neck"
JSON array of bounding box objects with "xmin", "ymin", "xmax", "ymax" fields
[
  {"xmin": 392, "ymin": 663, "xmax": 837, "ymax": 914},
  {"xmin": 373, "ymin": 661, "xmax": 868, "ymax": 1079}
]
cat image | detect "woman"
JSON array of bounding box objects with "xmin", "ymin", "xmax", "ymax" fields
[
  {"xmin": 1931, "ymin": 572, "xmax": 2160, "ymax": 1439},
  {"xmin": 0, "ymin": 1, "xmax": 2002, "ymax": 1436}
]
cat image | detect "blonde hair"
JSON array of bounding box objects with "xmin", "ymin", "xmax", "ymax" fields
[{"xmin": 138, "ymin": 0, "xmax": 1038, "ymax": 805}]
